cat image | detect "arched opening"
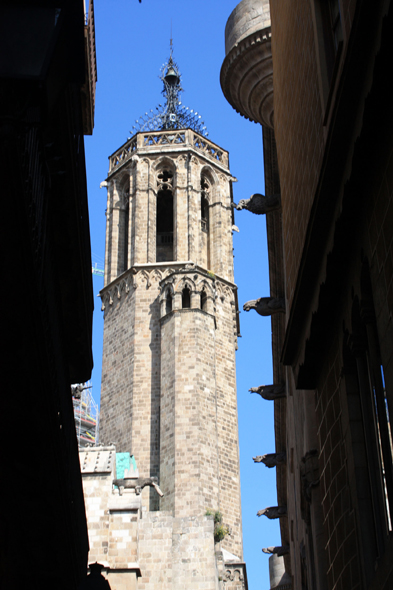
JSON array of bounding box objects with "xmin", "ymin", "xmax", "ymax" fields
[
  {"xmin": 200, "ymin": 290, "xmax": 207, "ymax": 311},
  {"xmin": 182, "ymin": 286, "xmax": 191, "ymax": 309},
  {"xmin": 123, "ymin": 200, "xmax": 129, "ymax": 271},
  {"xmin": 165, "ymin": 290, "xmax": 172, "ymax": 315},
  {"xmin": 201, "ymin": 193, "xmax": 209, "ymax": 232},
  {"xmin": 118, "ymin": 177, "xmax": 130, "ymax": 273},
  {"xmin": 156, "ymin": 168, "xmax": 174, "ymax": 262},
  {"xmin": 200, "ymin": 174, "xmax": 211, "ymax": 269}
]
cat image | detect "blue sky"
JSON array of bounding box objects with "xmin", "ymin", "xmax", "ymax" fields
[{"xmin": 85, "ymin": 1, "xmax": 281, "ymax": 587}]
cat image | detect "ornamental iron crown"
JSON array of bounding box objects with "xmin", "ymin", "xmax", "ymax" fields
[{"xmin": 130, "ymin": 46, "xmax": 208, "ymax": 137}]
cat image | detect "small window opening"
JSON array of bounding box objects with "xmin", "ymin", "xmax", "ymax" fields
[
  {"xmin": 182, "ymin": 287, "xmax": 191, "ymax": 309},
  {"xmin": 123, "ymin": 202, "xmax": 129, "ymax": 271},
  {"xmin": 156, "ymin": 168, "xmax": 174, "ymax": 262},
  {"xmin": 200, "ymin": 290, "xmax": 207, "ymax": 311},
  {"xmin": 165, "ymin": 291, "xmax": 172, "ymax": 315},
  {"xmin": 201, "ymin": 177, "xmax": 209, "ymax": 232}
]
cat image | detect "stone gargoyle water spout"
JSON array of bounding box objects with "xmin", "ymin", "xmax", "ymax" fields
[
  {"xmin": 262, "ymin": 545, "xmax": 290, "ymax": 556},
  {"xmin": 257, "ymin": 506, "xmax": 287, "ymax": 519},
  {"xmin": 234, "ymin": 193, "xmax": 281, "ymax": 215},
  {"xmin": 113, "ymin": 476, "xmax": 164, "ymax": 497},
  {"xmin": 253, "ymin": 452, "xmax": 287, "ymax": 467},
  {"xmin": 249, "ymin": 383, "xmax": 286, "ymax": 401},
  {"xmin": 243, "ymin": 296, "xmax": 285, "ymax": 316}
]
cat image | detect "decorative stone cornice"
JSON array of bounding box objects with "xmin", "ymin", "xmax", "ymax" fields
[
  {"xmin": 106, "ymin": 129, "xmax": 230, "ymax": 179},
  {"xmin": 99, "ymin": 262, "xmax": 238, "ymax": 312}
]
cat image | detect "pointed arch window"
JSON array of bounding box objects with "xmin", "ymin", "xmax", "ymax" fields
[
  {"xmin": 201, "ymin": 176, "xmax": 210, "ymax": 233},
  {"xmin": 119, "ymin": 177, "xmax": 130, "ymax": 273},
  {"xmin": 200, "ymin": 290, "xmax": 207, "ymax": 311},
  {"xmin": 200, "ymin": 173, "xmax": 211, "ymax": 269},
  {"xmin": 156, "ymin": 168, "xmax": 174, "ymax": 262},
  {"xmin": 182, "ymin": 286, "xmax": 191, "ymax": 309},
  {"xmin": 165, "ymin": 290, "xmax": 172, "ymax": 315}
]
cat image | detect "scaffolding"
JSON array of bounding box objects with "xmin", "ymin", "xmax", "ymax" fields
[{"xmin": 72, "ymin": 382, "xmax": 99, "ymax": 447}]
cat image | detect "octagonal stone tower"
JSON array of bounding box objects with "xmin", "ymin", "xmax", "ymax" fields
[{"xmin": 98, "ymin": 53, "xmax": 244, "ymax": 562}]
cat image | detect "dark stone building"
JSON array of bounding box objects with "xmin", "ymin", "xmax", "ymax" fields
[
  {"xmin": 0, "ymin": 1, "xmax": 96, "ymax": 588},
  {"xmin": 221, "ymin": 1, "xmax": 393, "ymax": 589}
]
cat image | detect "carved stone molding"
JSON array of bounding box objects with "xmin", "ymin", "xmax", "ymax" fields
[
  {"xmin": 176, "ymin": 154, "xmax": 187, "ymax": 165},
  {"xmin": 216, "ymin": 280, "xmax": 234, "ymax": 302},
  {"xmin": 101, "ymin": 265, "xmax": 237, "ymax": 314},
  {"xmin": 100, "ymin": 267, "xmax": 165, "ymax": 310},
  {"xmin": 221, "ymin": 25, "xmax": 273, "ymax": 128},
  {"xmin": 222, "ymin": 563, "xmax": 247, "ymax": 590}
]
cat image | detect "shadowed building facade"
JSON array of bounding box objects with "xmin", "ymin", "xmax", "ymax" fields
[
  {"xmin": 221, "ymin": 1, "xmax": 393, "ymax": 589},
  {"xmin": 1, "ymin": 1, "xmax": 96, "ymax": 588}
]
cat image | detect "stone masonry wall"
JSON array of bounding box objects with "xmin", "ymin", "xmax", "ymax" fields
[
  {"xmin": 80, "ymin": 447, "xmax": 221, "ymax": 590},
  {"xmin": 80, "ymin": 447, "xmax": 140, "ymax": 578},
  {"xmin": 138, "ymin": 512, "xmax": 219, "ymax": 590},
  {"xmin": 270, "ymin": 0, "xmax": 325, "ymax": 312},
  {"xmin": 160, "ymin": 308, "xmax": 219, "ymax": 517},
  {"xmin": 100, "ymin": 134, "xmax": 243, "ymax": 565},
  {"xmin": 100, "ymin": 277, "xmax": 162, "ymax": 512},
  {"xmin": 270, "ymin": 0, "xmax": 358, "ymax": 314},
  {"xmin": 159, "ymin": 276, "xmax": 242, "ymax": 558},
  {"xmin": 99, "ymin": 289, "xmax": 136, "ymax": 453},
  {"xmin": 214, "ymin": 291, "xmax": 243, "ymax": 559}
]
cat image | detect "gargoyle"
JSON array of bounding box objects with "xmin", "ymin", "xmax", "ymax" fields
[
  {"xmin": 253, "ymin": 452, "xmax": 287, "ymax": 467},
  {"xmin": 113, "ymin": 476, "xmax": 164, "ymax": 497},
  {"xmin": 300, "ymin": 449, "xmax": 320, "ymax": 504},
  {"xmin": 262, "ymin": 545, "xmax": 290, "ymax": 556},
  {"xmin": 234, "ymin": 193, "xmax": 281, "ymax": 215},
  {"xmin": 243, "ymin": 297, "xmax": 285, "ymax": 316},
  {"xmin": 257, "ymin": 506, "xmax": 287, "ymax": 519},
  {"xmin": 249, "ymin": 384, "xmax": 286, "ymax": 401},
  {"xmin": 71, "ymin": 384, "xmax": 90, "ymax": 399}
]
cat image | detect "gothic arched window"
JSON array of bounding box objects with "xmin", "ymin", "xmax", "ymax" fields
[
  {"xmin": 182, "ymin": 286, "xmax": 191, "ymax": 309},
  {"xmin": 119, "ymin": 177, "xmax": 130, "ymax": 273},
  {"xmin": 200, "ymin": 173, "xmax": 211, "ymax": 269},
  {"xmin": 201, "ymin": 176, "xmax": 210, "ymax": 233},
  {"xmin": 200, "ymin": 290, "xmax": 207, "ymax": 311},
  {"xmin": 156, "ymin": 167, "xmax": 174, "ymax": 262},
  {"xmin": 165, "ymin": 290, "xmax": 172, "ymax": 315}
]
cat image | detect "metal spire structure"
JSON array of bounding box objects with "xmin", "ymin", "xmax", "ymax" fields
[{"xmin": 131, "ymin": 42, "xmax": 208, "ymax": 137}]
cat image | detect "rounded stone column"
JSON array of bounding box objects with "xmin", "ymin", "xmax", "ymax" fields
[
  {"xmin": 269, "ymin": 554, "xmax": 292, "ymax": 590},
  {"xmin": 220, "ymin": 0, "xmax": 274, "ymax": 128}
]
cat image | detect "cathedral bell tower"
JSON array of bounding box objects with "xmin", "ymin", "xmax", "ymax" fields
[{"xmin": 99, "ymin": 51, "xmax": 244, "ymax": 561}]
